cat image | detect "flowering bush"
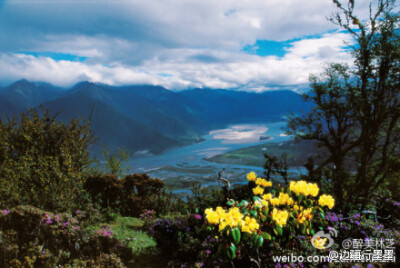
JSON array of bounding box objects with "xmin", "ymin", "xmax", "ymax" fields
[
  {"xmin": 203, "ymin": 172, "xmax": 335, "ymax": 265},
  {"xmin": 149, "ymin": 214, "xmax": 220, "ymax": 267},
  {"xmin": 0, "ymin": 205, "xmax": 133, "ymax": 267}
]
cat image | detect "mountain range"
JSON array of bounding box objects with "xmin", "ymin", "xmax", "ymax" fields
[{"xmin": 0, "ymin": 79, "xmax": 309, "ymax": 156}]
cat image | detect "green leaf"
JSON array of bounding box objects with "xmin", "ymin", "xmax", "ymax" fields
[
  {"xmin": 262, "ymin": 207, "xmax": 269, "ymax": 216},
  {"xmin": 230, "ymin": 228, "xmax": 241, "ymax": 245},
  {"xmin": 250, "ymin": 210, "xmax": 257, "ymax": 217},
  {"xmin": 253, "ymin": 196, "xmax": 262, "ymax": 203},
  {"xmin": 320, "ymin": 211, "xmax": 325, "ymax": 219},
  {"xmin": 239, "ymin": 200, "xmax": 249, "ymax": 207},
  {"xmin": 257, "ymin": 235, "xmax": 264, "ymax": 248},
  {"xmin": 301, "ymin": 224, "xmax": 306, "ymax": 234},
  {"xmin": 227, "ymin": 244, "xmax": 236, "ymax": 260},
  {"xmin": 261, "ymin": 232, "xmax": 272, "ymax": 240},
  {"xmin": 242, "ymin": 208, "xmax": 249, "ymax": 216},
  {"xmin": 275, "ymin": 224, "xmax": 283, "ymax": 236},
  {"xmin": 226, "ymin": 199, "xmax": 235, "ymax": 206}
]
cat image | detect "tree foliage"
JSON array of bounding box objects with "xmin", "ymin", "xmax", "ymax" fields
[
  {"xmin": 0, "ymin": 108, "xmax": 95, "ymax": 212},
  {"xmin": 288, "ymin": 0, "xmax": 400, "ymax": 209}
]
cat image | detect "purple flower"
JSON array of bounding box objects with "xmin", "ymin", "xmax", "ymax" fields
[
  {"xmin": 367, "ymin": 265, "xmax": 373, "ymax": 268},
  {"xmin": 74, "ymin": 226, "xmax": 79, "ymax": 230},
  {"xmin": 1, "ymin": 209, "xmax": 10, "ymax": 215},
  {"xmin": 206, "ymin": 250, "xmax": 211, "ymax": 254},
  {"xmin": 194, "ymin": 214, "xmax": 202, "ymax": 220},
  {"xmin": 97, "ymin": 226, "xmax": 112, "ymax": 236},
  {"xmin": 354, "ymin": 220, "xmax": 360, "ymax": 226}
]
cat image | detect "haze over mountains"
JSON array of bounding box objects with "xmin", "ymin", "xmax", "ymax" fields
[{"xmin": 0, "ymin": 79, "xmax": 309, "ymax": 156}]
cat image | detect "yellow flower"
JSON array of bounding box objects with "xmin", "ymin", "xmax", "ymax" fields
[
  {"xmin": 253, "ymin": 186, "xmax": 264, "ymax": 195},
  {"xmin": 255, "ymin": 198, "xmax": 269, "ymax": 208},
  {"xmin": 308, "ymin": 183, "xmax": 319, "ymax": 197},
  {"xmin": 261, "ymin": 200, "xmax": 269, "ymax": 207},
  {"xmin": 297, "ymin": 208, "xmax": 313, "ymax": 223},
  {"xmin": 303, "ymin": 208, "xmax": 313, "ymax": 220},
  {"xmin": 215, "ymin": 206, "xmax": 226, "ymax": 218},
  {"xmin": 313, "ymin": 237, "xmax": 328, "ymax": 249},
  {"xmin": 247, "ymin": 172, "xmax": 257, "ymax": 181},
  {"xmin": 241, "ymin": 216, "xmax": 259, "ymax": 233},
  {"xmin": 256, "ymin": 178, "xmax": 273, "ymax": 187},
  {"xmin": 272, "ymin": 208, "xmax": 289, "ymax": 227},
  {"xmin": 297, "ymin": 214, "xmax": 306, "ymax": 224},
  {"xmin": 270, "ymin": 198, "xmax": 280, "ymax": 206},
  {"xmin": 278, "ymin": 192, "xmax": 290, "ymax": 205},
  {"xmin": 218, "ymin": 221, "xmax": 228, "ymax": 231},
  {"xmin": 289, "ymin": 180, "xmax": 320, "ymax": 197},
  {"xmin": 255, "ymin": 177, "xmax": 263, "ymax": 185},
  {"xmin": 205, "ymin": 206, "xmax": 226, "ymax": 225},
  {"xmin": 225, "ymin": 207, "xmax": 244, "ymax": 227},
  {"xmin": 287, "ymin": 198, "xmax": 294, "ymax": 206},
  {"xmin": 205, "ymin": 208, "xmax": 219, "ymax": 225},
  {"xmin": 262, "ymin": 193, "xmax": 272, "ymax": 201},
  {"xmin": 318, "ymin": 194, "xmax": 335, "ymax": 209},
  {"xmin": 216, "ymin": 207, "xmax": 245, "ymax": 231}
]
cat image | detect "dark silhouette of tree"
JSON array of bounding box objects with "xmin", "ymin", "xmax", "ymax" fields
[
  {"xmin": 288, "ymin": 0, "xmax": 400, "ymax": 209},
  {"xmin": 263, "ymin": 153, "xmax": 289, "ymax": 184}
]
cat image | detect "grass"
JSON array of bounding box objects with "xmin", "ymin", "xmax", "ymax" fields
[
  {"xmin": 88, "ymin": 215, "xmax": 167, "ymax": 267},
  {"xmin": 110, "ymin": 217, "xmax": 156, "ymax": 254}
]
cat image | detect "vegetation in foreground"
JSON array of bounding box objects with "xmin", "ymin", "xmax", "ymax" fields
[{"xmin": 1, "ymin": 0, "xmax": 400, "ymax": 267}]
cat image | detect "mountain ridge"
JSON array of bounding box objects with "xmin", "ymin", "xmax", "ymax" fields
[{"xmin": 0, "ymin": 79, "xmax": 309, "ymax": 155}]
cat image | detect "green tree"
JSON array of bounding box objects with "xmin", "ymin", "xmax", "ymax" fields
[
  {"xmin": 102, "ymin": 148, "xmax": 131, "ymax": 178},
  {"xmin": 0, "ymin": 108, "xmax": 95, "ymax": 212},
  {"xmin": 288, "ymin": 0, "xmax": 400, "ymax": 209}
]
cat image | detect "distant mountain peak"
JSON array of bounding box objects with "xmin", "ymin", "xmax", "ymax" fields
[
  {"xmin": 72, "ymin": 81, "xmax": 97, "ymax": 88},
  {"xmin": 10, "ymin": 79, "xmax": 36, "ymax": 88}
]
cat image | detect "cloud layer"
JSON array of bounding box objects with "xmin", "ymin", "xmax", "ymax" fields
[{"xmin": 0, "ymin": 0, "xmax": 370, "ymax": 90}]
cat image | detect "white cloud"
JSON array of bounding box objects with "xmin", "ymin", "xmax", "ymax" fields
[
  {"xmin": 0, "ymin": 0, "xmax": 370, "ymax": 90},
  {"xmin": 0, "ymin": 31, "xmax": 353, "ymax": 90}
]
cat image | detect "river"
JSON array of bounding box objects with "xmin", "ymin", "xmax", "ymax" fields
[{"xmin": 131, "ymin": 121, "xmax": 305, "ymax": 196}]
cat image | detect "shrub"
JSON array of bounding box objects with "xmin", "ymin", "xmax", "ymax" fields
[
  {"xmin": 0, "ymin": 108, "xmax": 94, "ymax": 212},
  {"xmin": 84, "ymin": 173, "xmax": 175, "ymax": 216},
  {"xmin": 0, "ymin": 205, "xmax": 133, "ymax": 267},
  {"xmin": 149, "ymin": 213, "xmax": 220, "ymax": 267},
  {"xmin": 202, "ymin": 172, "xmax": 335, "ymax": 266}
]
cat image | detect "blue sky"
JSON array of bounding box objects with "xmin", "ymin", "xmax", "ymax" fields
[{"xmin": 0, "ymin": 0, "xmax": 370, "ymax": 91}]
